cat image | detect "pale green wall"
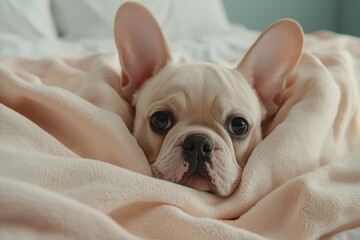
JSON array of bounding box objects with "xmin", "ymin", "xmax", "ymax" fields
[
  {"xmin": 223, "ymin": 0, "xmax": 359, "ymax": 36},
  {"xmin": 339, "ymin": 0, "xmax": 360, "ymax": 36}
]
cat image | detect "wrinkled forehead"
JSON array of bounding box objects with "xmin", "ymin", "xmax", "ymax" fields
[
  {"xmin": 136, "ymin": 62, "xmax": 263, "ymax": 122},
  {"xmin": 162, "ymin": 63, "xmax": 234, "ymax": 89},
  {"xmin": 144, "ymin": 62, "xmax": 256, "ymax": 99}
]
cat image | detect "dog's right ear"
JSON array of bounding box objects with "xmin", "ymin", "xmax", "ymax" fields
[{"xmin": 114, "ymin": 2, "xmax": 171, "ymax": 102}]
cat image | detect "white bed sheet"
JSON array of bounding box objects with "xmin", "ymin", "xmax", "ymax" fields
[{"xmin": 0, "ymin": 24, "xmax": 259, "ymax": 63}]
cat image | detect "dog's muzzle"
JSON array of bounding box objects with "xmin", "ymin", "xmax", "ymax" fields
[{"xmin": 181, "ymin": 134, "xmax": 215, "ymax": 184}]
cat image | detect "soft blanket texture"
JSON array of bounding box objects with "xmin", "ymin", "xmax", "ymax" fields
[{"xmin": 1, "ymin": 32, "xmax": 360, "ymax": 239}]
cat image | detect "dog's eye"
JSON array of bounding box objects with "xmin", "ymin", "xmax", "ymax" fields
[
  {"xmin": 150, "ymin": 111, "xmax": 173, "ymax": 133},
  {"xmin": 227, "ymin": 117, "xmax": 249, "ymax": 137}
]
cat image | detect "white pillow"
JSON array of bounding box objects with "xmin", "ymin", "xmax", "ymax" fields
[
  {"xmin": 0, "ymin": 0, "xmax": 57, "ymax": 39},
  {"xmin": 51, "ymin": 0, "xmax": 231, "ymax": 40}
]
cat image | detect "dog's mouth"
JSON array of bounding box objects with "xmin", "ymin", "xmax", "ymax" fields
[
  {"xmin": 150, "ymin": 159, "xmax": 218, "ymax": 194},
  {"xmin": 182, "ymin": 172, "xmax": 213, "ymax": 193}
]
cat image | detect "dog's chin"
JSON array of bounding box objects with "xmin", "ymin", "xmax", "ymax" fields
[
  {"xmin": 182, "ymin": 173, "xmax": 234, "ymax": 197},
  {"xmin": 183, "ymin": 173, "xmax": 212, "ymax": 193}
]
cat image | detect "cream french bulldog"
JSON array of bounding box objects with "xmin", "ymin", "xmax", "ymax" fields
[{"xmin": 114, "ymin": 2, "xmax": 303, "ymax": 197}]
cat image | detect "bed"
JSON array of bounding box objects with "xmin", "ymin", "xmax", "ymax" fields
[{"xmin": 1, "ymin": 0, "xmax": 360, "ymax": 239}]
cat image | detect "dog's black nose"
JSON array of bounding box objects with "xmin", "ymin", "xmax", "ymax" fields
[{"xmin": 182, "ymin": 134, "xmax": 214, "ymax": 161}]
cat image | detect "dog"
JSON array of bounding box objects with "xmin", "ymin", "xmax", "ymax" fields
[{"xmin": 114, "ymin": 2, "xmax": 303, "ymax": 197}]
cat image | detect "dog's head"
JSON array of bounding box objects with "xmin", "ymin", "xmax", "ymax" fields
[{"xmin": 114, "ymin": 3, "xmax": 303, "ymax": 197}]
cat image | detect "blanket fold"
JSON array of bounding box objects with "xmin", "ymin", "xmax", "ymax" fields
[{"xmin": 1, "ymin": 32, "xmax": 360, "ymax": 239}]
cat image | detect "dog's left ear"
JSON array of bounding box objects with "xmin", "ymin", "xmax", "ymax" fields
[
  {"xmin": 237, "ymin": 19, "xmax": 304, "ymax": 116},
  {"xmin": 114, "ymin": 2, "xmax": 171, "ymax": 102}
]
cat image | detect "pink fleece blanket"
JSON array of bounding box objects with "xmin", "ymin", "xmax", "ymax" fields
[{"xmin": 1, "ymin": 32, "xmax": 360, "ymax": 239}]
